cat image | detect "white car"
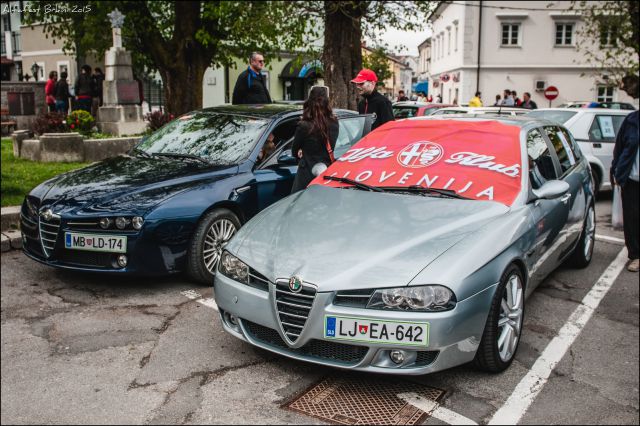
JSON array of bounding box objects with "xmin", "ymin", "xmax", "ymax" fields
[
  {"xmin": 430, "ymin": 106, "xmax": 530, "ymax": 116},
  {"xmin": 525, "ymin": 108, "xmax": 632, "ymax": 193}
]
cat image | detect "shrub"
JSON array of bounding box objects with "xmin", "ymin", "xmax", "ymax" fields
[
  {"xmin": 65, "ymin": 110, "xmax": 95, "ymax": 135},
  {"xmin": 32, "ymin": 112, "xmax": 68, "ymax": 135},
  {"xmin": 144, "ymin": 110, "xmax": 174, "ymax": 132}
]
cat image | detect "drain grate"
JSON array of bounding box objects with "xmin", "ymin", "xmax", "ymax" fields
[{"xmin": 284, "ymin": 374, "xmax": 445, "ymax": 425}]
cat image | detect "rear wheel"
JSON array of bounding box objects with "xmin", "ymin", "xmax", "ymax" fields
[
  {"xmin": 568, "ymin": 204, "xmax": 595, "ymax": 268},
  {"xmin": 186, "ymin": 209, "xmax": 240, "ymax": 284},
  {"xmin": 474, "ymin": 265, "xmax": 524, "ymax": 373},
  {"xmin": 590, "ymin": 167, "xmax": 600, "ymax": 198}
]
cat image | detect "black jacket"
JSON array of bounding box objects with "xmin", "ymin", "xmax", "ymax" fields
[
  {"xmin": 611, "ymin": 110, "xmax": 639, "ymax": 186},
  {"xmin": 232, "ymin": 68, "xmax": 272, "ymax": 104},
  {"xmin": 74, "ymin": 73, "xmax": 93, "ymax": 97},
  {"xmin": 357, "ymin": 90, "xmax": 394, "ymax": 130},
  {"xmin": 54, "ymin": 79, "xmax": 70, "ymax": 101},
  {"xmin": 290, "ymin": 120, "xmax": 339, "ymax": 193}
]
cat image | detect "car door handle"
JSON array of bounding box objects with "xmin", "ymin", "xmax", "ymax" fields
[
  {"xmin": 593, "ymin": 143, "xmax": 602, "ymax": 148},
  {"xmin": 560, "ymin": 193, "xmax": 571, "ymax": 204}
]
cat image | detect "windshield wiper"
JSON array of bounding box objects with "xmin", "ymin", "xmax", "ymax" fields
[
  {"xmin": 153, "ymin": 152, "xmax": 210, "ymax": 164},
  {"xmin": 382, "ymin": 185, "xmax": 470, "ymax": 199},
  {"xmin": 323, "ymin": 175, "xmax": 384, "ymax": 192},
  {"xmin": 131, "ymin": 147, "xmax": 153, "ymax": 158}
]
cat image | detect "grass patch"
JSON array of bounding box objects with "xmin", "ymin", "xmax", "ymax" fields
[{"xmin": 1, "ymin": 138, "xmax": 90, "ymax": 207}]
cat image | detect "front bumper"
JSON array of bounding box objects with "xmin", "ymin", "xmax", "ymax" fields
[{"xmin": 214, "ymin": 272, "xmax": 498, "ymax": 375}]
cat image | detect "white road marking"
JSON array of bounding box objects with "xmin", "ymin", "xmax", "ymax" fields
[
  {"xmin": 488, "ymin": 247, "xmax": 628, "ymax": 425},
  {"xmin": 180, "ymin": 290, "xmax": 219, "ymax": 311},
  {"xmin": 595, "ymin": 234, "xmax": 625, "ymax": 245},
  {"xmin": 398, "ymin": 392, "xmax": 478, "ymax": 425}
]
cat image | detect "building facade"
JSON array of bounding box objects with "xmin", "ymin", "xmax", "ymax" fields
[
  {"xmin": 416, "ymin": 37, "xmax": 431, "ymax": 95},
  {"xmin": 428, "ymin": 1, "xmax": 638, "ymax": 107}
]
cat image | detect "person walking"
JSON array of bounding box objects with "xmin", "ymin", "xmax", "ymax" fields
[
  {"xmin": 469, "ymin": 91, "xmax": 483, "ymax": 107},
  {"xmin": 232, "ymin": 52, "xmax": 272, "ymax": 105},
  {"xmin": 501, "ymin": 89, "xmax": 515, "ymax": 106},
  {"xmin": 45, "ymin": 71, "xmax": 58, "ymax": 113},
  {"xmin": 351, "ymin": 68, "xmax": 394, "ymax": 130},
  {"xmin": 74, "ymin": 64, "xmax": 93, "ymax": 113},
  {"xmin": 290, "ymin": 86, "xmax": 339, "ymax": 193},
  {"xmin": 512, "ymin": 90, "xmax": 522, "ymax": 107},
  {"xmin": 493, "ymin": 94, "xmax": 502, "ymax": 106},
  {"xmin": 521, "ymin": 92, "xmax": 538, "ymax": 109},
  {"xmin": 54, "ymin": 71, "xmax": 71, "ymax": 115},
  {"xmin": 611, "ymin": 109, "xmax": 639, "ymax": 272}
]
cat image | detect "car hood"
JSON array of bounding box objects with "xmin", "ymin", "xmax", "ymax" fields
[
  {"xmin": 38, "ymin": 155, "xmax": 238, "ymax": 215},
  {"xmin": 230, "ymin": 185, "xmax": 508, "ymax": 291}
]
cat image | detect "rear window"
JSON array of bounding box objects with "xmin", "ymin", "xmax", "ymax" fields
[
  {"xmin": 393, "ymin": 106, "xmax": 419, "ymax": 119},
  {"xmin": 526, "ymin": 110, "xmax": 577, "ymax": 124},
  {"xmin": 588, "ymin": 114, "xmax": 627, "ymax": 142}
]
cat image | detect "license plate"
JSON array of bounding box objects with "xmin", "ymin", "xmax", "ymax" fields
[
  {"xmin": 64, "ymin": 232, "xmax": 127, "ymax": 253},
  {"xmin": 324, "ymin": 315, "xmax": 429, "ymax": 347}
]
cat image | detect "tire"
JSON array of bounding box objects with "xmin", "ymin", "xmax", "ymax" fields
[
  {"xmin": 591, "ymin": 168, "xmax": 600, "ymax": 198},
  {"xmin": 473, "ymin": 265, "xmax": 525, "ymax": 373},
  {"xmin": 568, "ymin": 203, "xmax": 596, "ymax": 268},
  {"xmin": 186, "ymin": 208, "xmax": 241, "ymax": 284}
]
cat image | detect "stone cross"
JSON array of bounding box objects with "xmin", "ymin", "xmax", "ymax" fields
[{"xmin": 107, "ymin": 9, "xmax": 125, "ymax": 48}]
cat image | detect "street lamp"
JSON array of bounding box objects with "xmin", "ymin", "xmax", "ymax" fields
[{"xmin": 31, "ymin": 63, "xmax": 40, "ymax": 82}]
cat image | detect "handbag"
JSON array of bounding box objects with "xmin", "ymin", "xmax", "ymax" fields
[
  {"xmin": 611, "ymin": 185, "xmax": 623, "ymax": 230},
  {"xmin": 311, "ymin": 138, "xmax": 335, "ymax": 177}
]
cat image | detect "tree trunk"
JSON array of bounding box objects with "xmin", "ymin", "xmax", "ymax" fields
[
  {"xmin": 161, "ymin": 53, "xmax": 207, "ymax": 115},
  {"xmin": 323, "ymin": 2, "xmax": 365, "ymax": 110}
]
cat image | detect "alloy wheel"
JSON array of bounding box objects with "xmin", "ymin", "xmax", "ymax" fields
[
  {"xmin": 203, "ymin": 218, "xmax": 237, "ymax": 273},
  {"xmin": 497, "ymin": 273, "xmax": 524, "ymax": 362}
]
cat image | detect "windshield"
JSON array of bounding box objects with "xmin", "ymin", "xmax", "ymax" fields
[
  {"xmin": 526, "ymin": 110, "xmax": 577, "ymax": 124},
  {"xmin": 136, "ymin": 112, "xmax": 269, "ymax": 165},
  {"xmin": 393, "ymin": 106, "xmax": 419, "ymax": 118},
  {"xmin": 311, "ymin": 119, "xmax": 523, "ymax": 206}
]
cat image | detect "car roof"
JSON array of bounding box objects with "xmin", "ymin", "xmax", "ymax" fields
[
  {"xmin": 409, "ymin": 114, "xmax": 554, "ymax": 128},
  {"xmin": 199, "ymin": 104, "xmax": 357, "ymax": 119},
  {"xmin": 437, "ymin": 106, "xmax": 527, "ymax": 112},
  {"xmin": 531, "ymin": 107, "xmax": 632, "ymax": 115},
  {"xmin": 393, "ymin": 102, "xmax": 452, "ymax": 107}
]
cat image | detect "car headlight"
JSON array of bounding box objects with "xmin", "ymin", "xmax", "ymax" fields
[
  {"xmin": 218, "ymin": 251, "xmax": 249, "ymax": 284},
  {"xmin": 132, "ymin": 216, "xmax": 144, "ymax": 230},
  {"xmin": 367, "ymin": 285, "xmax": 456, "ymax": 312}
]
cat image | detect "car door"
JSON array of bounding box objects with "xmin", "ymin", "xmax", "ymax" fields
[
  {"xmin": 586, "ymin": 112, "xmax": 628, "ymax": 184},
  {"xmin": 251, "ymin": 114, "xmax": 374, "ymax": 212}
]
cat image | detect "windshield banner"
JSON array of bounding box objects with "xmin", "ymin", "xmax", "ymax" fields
[{"xmin": 311, "ymin": 120, "xmax": 522, "ymax": 205}]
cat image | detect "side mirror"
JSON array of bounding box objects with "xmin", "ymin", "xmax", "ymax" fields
[
  {"xmin": 532, "ymin": 180, "xmax": 570, "ymax": 200},
  {"xmin": 277, "ymin": 149, "xmax": 297, "ymax": 165}
]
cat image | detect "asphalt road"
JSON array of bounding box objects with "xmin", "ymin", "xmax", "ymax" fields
[{"xmin": 1, "ymin": 194, "xmax": 638, "ymax": 425}]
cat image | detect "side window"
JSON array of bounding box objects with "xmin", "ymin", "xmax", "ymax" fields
[
  {"xmin": 558, "ymin": 127, "xmax": 582, "ymax": 161},
  {"xmin": 335, "ymin": 116, "xmax": 367, "ymax": 158},
  {"xmin": 527, "ymin": 128, "xmax": 557, "ymax": 189},
  {"xmin": 588, "ymin": 114, "xmax": 626, "ymax": 142},
  {"xmin": 543, "ymin": 126, "xmax": 574, "ymax": 174}
]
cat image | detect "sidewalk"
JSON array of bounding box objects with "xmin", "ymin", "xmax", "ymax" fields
[{"xmin": 1, "ymin": 206, "xmax": 22, "ymax": 252}]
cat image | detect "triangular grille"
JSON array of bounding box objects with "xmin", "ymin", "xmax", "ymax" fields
[
  {"xmin": 39, "ymin": 214, "xmax": 61, "ymax": 258},
  {"xmin": 275, "ymin": 280, "xmax": 316, "ymax": 344}
]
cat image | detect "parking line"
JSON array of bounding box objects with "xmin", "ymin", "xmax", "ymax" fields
[
  {"xmin": 180, "ymin": 289, "xmax": 219, "ymax": 311},
  {"xmin": 398, "ymin": 392, "xmax": 478, "ymax": 425},
  {"xmin": 595, "ymin": 234, "xmax": 625, "ymax": 245},
  {"xmin": 488, "ymin": 247, "xmax": 628, "ymax": 425}
]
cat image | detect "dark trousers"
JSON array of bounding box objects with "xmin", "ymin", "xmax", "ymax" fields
[{"xmin": 621, "ymin": 179, "xmax": 639, "ymax": 259}]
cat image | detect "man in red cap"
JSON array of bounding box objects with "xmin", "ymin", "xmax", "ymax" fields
[{"xmin": 351, "ymin": 68, "xmax": 394, "ymax": 130}]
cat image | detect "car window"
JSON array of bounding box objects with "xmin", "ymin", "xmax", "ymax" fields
[
  {"xmin": 525, "ymin": 110, "xmax": 577, "ymax": 124},
  {"xmin": 527, "ymin": 128, "xmax": 557, "ymax": 188},
  {"xmin": 588, "ymin": 114, "xmax": 626, "ymax": 142},
  {"xmin": 543, "ymin": 126, "xmax": 575, "ymax": 174},
  {"xmin": 558, "ymin": 126, "xmax": 582, "ymax": 161},
  {"xmin": 334, "ymin": 116, "xmax": 368, "ymax": 158},
  {"xmin": 392, "ymin": 106, "xmax": 418, "ymax": 119}
]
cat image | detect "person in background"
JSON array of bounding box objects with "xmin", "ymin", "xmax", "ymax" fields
[
  {"xmin": 469, "ymin": 91, "xmax": 483, "ymax": 107},
  {"xmin": 351, "ymin": 68, "xmax": 394, "ymax": 130},
  {"xmin": 436, "ymin": 94, "xmax": 442, "ymax": 103},
  {"xmin": 512, "ymin": 90, "xmax": 522, "ymax": 106},
  {"xmin": 416, "ymin": 92, "xmax": 425, "ymax": 102},
  {"xmin": 501, "ymin": 89, "xmax": 515, "ymax": 106},
  {"xmin": 93, "ymin": 67, "xmax": 105, "ymax": 106},
  {"xmin": 493, "ymin": 94, "xmax": 502, "ymax": 106},
  {"xmin": 45, "ymin": 71, "xmax": 58, "ymax": 113},
  {"xmin": 54, "ymin": 71, "xmax": 71, "ymax": 115},
  {"xmin": 256, "ymin": 133, "xmax": 276, "ymax": 164},
  {"xmin": 397, "ymin": 90, "xmax": 409, "ymax": 102},
  {"xmin": 427, "ymin": 94, "xmax": 433, "ymax": 102},
  {"xmin": 74, "ymin": 64, "xmax": 93, "ymax": 113},
  {"xmin": 232, "ymin": 51, "xmax": 272, "ymax": 104},
  {"xmin": 611, "ymin": 108, "xmax": 639, "ymax": 272},
  {"xmin": 522, "ymin": 92, "xmax": 538, "ymax": 109},
  {"xmin": 290, "ymin": 86, "xmax": 339, "ymax": 193}
]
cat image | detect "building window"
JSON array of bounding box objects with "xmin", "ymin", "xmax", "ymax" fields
[
  {"xmin": 599, "ymin": 24, "xmax": 617, "ymax": 47},
  {"xmin": 454, "ymin": 25, "xmax": 458, "ymax": 51},
  {"xmin": 596, "ymin": 86, "xmax": 615, "ymax": 102},
  {"xmin": 555, "ymin": 23, "xmax": 574, "ymax": 46},
  {"xmin": 447, "ymin": 29, "xmax": 451, "ymax": 55},
  {"xmin": 501, "ymin": 23, "xmax": 520, "ymax": 46}
]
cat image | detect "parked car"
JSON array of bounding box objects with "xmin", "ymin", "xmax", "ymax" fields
[
  {"xmin": 20, "ymin": 104, "xmax": 372, "ymax": 282},
  {"xmin": 215, "ymin": 115, "xmax": 595, "ymax": 375},
  {"xmin": 392, "ymin": 102, "xmax": 453, "ymax": 119},
  {"xmin": 525, "ymin": 108, "xmax": 632, "ymax": 193},
  {"xmin": 430, "ymin": 106, "xmax": 529, "ymax": 116},
  {"xmin": 559, "ymin": 101, "xmax": 636, "ymax": 110}
]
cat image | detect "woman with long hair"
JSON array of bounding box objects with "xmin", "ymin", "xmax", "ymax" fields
[{"xmin": 290, "ymin": 87, "xmax": 339, "ymax": 193}]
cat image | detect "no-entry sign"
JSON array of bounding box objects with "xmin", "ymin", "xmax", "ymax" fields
[{"xmin": 544, "ymin": 86, "xmax": 559, "ymax": 100}]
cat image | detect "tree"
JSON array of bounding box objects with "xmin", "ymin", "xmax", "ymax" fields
[
  {"xmin": 362, "ymin": 46, "xmax": 393, "ymax": 89},
  {"xmin": 24, "ymin": 1, "xmax": 314, "ymax": 115},
  {"xmin": 570, "ymin": 1, "xmax": 639, "ymax": 98}
]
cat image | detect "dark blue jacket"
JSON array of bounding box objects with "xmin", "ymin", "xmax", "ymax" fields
[
  {"xmin": 232, "ymin": 67, "xmax": 272, "ymax": 105},
  {"xmin": 611, "ymin": 110, "xmax": 639, "ymax": 186}
]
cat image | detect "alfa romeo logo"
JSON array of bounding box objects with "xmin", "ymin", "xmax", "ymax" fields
[
  {"xmin": 397, "ymin": 141, "xmax": 444, "ymax": 168},
  {"xmin": 40, "ymin": 208, "xmax": 53, "ymax": 221},
  {"xmin": 288, "ymin": 276, "xmax": 303, "ymax": 293}
]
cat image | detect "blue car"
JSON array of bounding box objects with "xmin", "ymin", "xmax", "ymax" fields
[{"xmin": 20, "ymin": 104, "xmax": 372, "ymax": 282}]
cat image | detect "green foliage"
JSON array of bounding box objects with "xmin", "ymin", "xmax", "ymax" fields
[
  {"xmin": 1, "ymin": 139, "xmax": 89, "ymax": 207},
  {"xmin": 362, "ymin": 46, "xmax": 393, "ymax": 87},
  {"xmin": 144, "ymin": 110, "xmax": 175, "ymax": 132},
  {"xmin": 65, "ymin": 110, "xmax": 95, "ymax": 135}
]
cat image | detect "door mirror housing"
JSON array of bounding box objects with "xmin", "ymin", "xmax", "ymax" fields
[
  {"xmin": 531, "ymin": 180, "xmax": 570, "ymax": 200},
  {"xmin": 277, "ymin": 149, "xmax": 297, "ymax": 165}
]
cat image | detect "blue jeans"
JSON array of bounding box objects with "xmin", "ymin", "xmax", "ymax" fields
[{"xmin": 55, "ymin": 100, "xmax": 68, "ymax": 115}]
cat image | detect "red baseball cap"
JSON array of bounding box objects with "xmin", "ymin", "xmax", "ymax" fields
[{"xmin": 351, "ymin": 69, "xmax": 378, "ymax": 83}]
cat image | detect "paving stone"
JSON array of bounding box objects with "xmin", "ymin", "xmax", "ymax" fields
[
  {"xmin": 1, "ymin": 233, "xmax": 11, "ymax": 252},
  {"xmin": 5, "ymin": 230, "xmax": 23, "ymax": 249}
]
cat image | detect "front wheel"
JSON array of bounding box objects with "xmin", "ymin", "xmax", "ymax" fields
[
  {"xmin": 474, "ymin": 265, "xmax": 525, "ymax": 373},
  {"xmin": 568, "ymin": 204, "xmax": 595, "ymax": 268},
  {"xmin": 186, "ymin": 209, "xmax": 240, "ymax": 284}
]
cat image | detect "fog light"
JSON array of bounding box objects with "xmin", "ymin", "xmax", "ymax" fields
[
  {"xmin": 115, "ymin": 217, "xmax": 130, "ymax": 229},
  {"xmin": 132, "ymin": 216, "xmax": 144, "ymax": 230},
  {"xmin": 228, "ymin": 314, "xmax": 238, "ymax": 326},
  {"xmin": 99, "ymin": 217, "xmax": 112, "ymax": 229},
  {"xmin": 116, "ymin": 254, "xmax": 128, "ymax": 268},
  {"xmin": 390, "ymin": 350, "xmax": 405, "ymax": 364}
]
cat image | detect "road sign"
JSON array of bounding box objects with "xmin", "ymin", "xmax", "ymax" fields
[{"xmin": 544, "ymin": 86, "xmax": 559, "ymax": 100}]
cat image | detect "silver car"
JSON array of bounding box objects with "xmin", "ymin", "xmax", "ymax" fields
[{"xmin": 214, "ymin": 116, "xmax": 595, "ymax": 375}]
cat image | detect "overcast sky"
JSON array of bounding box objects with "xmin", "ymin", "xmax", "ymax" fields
[{"xmin": 371, "ymin": 28, "xmax": 432, "ymax": 56}]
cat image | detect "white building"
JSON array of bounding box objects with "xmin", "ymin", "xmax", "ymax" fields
[
  {"xmin": 428, "ymin": 1, "xmax": 638, "ymax": 107},
  {"xmin": 416, "ymin": 38, "xmax": 431, "ymax": 94}
]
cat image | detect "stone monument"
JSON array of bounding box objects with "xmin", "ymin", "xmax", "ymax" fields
[{"xmin": 98, "ymin": 9, "xmax": 146, "ymax": 136}]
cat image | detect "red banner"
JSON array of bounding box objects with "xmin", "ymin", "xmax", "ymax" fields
[{"xmin": 310, "ymin": 120, "xmax": 523, "ymax": 206}]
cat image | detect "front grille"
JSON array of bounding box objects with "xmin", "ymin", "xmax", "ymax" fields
[
  {"xmin": 334, "ymin": 289, "xmax": 375, "ymax": 308},
  {"xmin": 55, "ymin": 250, "xmax": 114, "ymax": 268},
  {"xmin": 275, "ymin": 280, "xmax": 316, "ymax": 343},
  {"xmin": 39, "ymin": 215, "xmax": 61, "ymax": 258},
  {"xmin": 243, "ymin": 320, "xmax": 368, "ymax": 364},
  {"xmin": 415, "ymin": 351, "xmax": 439, "ymax": 366}
]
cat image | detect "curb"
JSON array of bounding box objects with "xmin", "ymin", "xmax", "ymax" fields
[
  {"xmin": 1, "ymin": 205, "xmax": 21, "ymax": 232},
  {"xmin": 1, "ymin": 229, "xmax": 22, "ymax": 253}
]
